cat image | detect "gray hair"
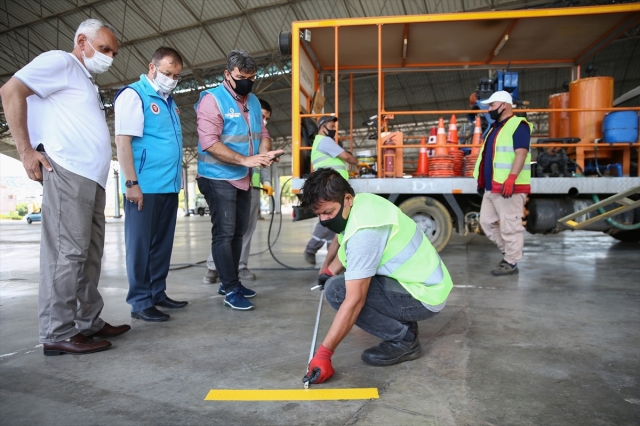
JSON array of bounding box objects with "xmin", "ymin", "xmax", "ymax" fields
[
  {"xmin": 226, "ymin": 50, "xmax": 257, "ymax": 74},
  {"xmin": 74, "ymin": 18, "xmax": 117, "ymax": 47}
]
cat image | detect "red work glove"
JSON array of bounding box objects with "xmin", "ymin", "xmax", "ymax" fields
[
  {"xmin": 303, "ymin": 344, "xmax": 335, "ymax": 385},
  {"xmin": 501, "ymin": 174, "xmax": 518, "ymax": 198},
  {"xmin": 317, "ymin": 268, "xmax": 334, "ymax": 289}
]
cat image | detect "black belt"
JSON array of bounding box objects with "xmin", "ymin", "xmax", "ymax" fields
[{"xmin": 36, "ymin": 144, "xmax": 45, "ymax": 153}]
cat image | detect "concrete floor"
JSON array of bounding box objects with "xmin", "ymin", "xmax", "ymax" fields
[{"xmin": 0, "ymin": 215, "xmax": 639, "ymax": 425}]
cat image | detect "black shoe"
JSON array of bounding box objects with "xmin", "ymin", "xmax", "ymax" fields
[
  {"xmin": 407, "ymin": 321, "xmax": 418, "ymax": 337},
  {"xmin": 155, "ymin": 297, "xmax": 188, "ymax": 309},
  {"xmin": 361, "ymin": 338, "xmax": 422, "ymax": 366},
  {"xmin": 131, "ymin": 307, "xmax": 170, "ymax": 322}
]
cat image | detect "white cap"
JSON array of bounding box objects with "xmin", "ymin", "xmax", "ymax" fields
[{"xmin": 480, "ymin": 90, "xmax": 513, "ymax": 106}]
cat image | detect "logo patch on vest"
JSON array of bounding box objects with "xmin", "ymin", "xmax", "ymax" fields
[
  {"xmin": 150, "ymin": 103, "xmax": 160, "ymax": 114},
  {"xmin": 225, "ymin": 108, "xmax": 241, "ymax": 119}
]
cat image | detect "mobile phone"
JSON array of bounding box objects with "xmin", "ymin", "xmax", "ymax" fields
[{"xmin": 271, "ymin": 152, "xmax": 284, "ymax": 160}]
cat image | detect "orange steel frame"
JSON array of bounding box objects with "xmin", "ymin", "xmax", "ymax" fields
[{"xmin": 290, "ymin": 4, "xmax": 640, "ymax": 179}]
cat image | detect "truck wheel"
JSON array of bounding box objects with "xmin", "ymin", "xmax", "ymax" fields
[
  {"xmin": 607, "ymin": 229, "xmax": 640, "ymax": 243},
  {"xmin": 398, "ymin": 196, "xmax": 452, "ymax": 252},
  {"xmin": 198, "ymin": 208, "xmax": 205, "ymax": 216}
]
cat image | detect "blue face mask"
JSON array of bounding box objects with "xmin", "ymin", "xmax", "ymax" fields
[{"xmin": 319, "ymin": 200, "xmax": 348, "ymax": 234}]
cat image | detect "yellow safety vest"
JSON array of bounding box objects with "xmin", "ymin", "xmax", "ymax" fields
[
  {"xmin": 311, "ymin": 135, "xmax": 349, "ymax": 179},
  {"xmin": 337, "ymin": 193, "xmax": 453, "ymax": 306},
  {"xmin": 251, "ymin": 167, "xmax": 261, "ymax": 189},
  {"xmin": 473, "ymin": 116, "xmax": 533, "ymax": 185}
]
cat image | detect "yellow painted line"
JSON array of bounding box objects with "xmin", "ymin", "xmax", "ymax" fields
[{"xmin": 204, "ymin": 388, "xmax": 379, "ymax": 401}]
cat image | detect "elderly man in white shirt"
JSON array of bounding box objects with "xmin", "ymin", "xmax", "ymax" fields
[{"xmin": 0, "ymin": 18, "xmax": 131, "ymax": 357}]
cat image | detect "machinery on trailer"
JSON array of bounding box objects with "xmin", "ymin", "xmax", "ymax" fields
[{"xmin": 280, "ymin": 4, "xmax": 640, "ymax": 251}]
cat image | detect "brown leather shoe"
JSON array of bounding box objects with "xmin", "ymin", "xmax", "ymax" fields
[
  {"xmin": 43, "ymin": 334, "xmax": 112, "ymax": 356},
  {"xmin": 87, "ymin": 322, "xmax": 131, "ymax": 338}
]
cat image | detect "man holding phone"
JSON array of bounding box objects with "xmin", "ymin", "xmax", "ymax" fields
[
  {"xmin": 204, "ymin": 98, "xmax": 276, "ymax": 284},
  {"xmin": 195, "ymin": 50, "xmax": 283, "ymax": 311}
]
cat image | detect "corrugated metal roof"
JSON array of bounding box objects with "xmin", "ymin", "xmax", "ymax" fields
[{"xmin": 0, "ymin": 0, "xmax": 639, "ymax": 154}]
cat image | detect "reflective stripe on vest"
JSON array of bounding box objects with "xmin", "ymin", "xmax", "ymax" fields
[
  {"xmin": 311, "ymin": 135, "xmax": 349, "ymax": 179},
  {"xmin": 376, "ymin": 227, "xmax": 446, "ymax": 287},
  {"xmin": 473, "ymin": 116, "xmax": 533, "ymax": 185},
  {"xmin": 194, "ymin": 85, "xmax": 261, "ymax": 180},
  {"xmin": 337, "ymin": 193, "xmax": 453, "ymax": 306}
]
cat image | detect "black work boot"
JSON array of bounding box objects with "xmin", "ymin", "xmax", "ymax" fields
[{"xmin": 361, "ymin": 336, "xmax": 422, "ymax": 366}]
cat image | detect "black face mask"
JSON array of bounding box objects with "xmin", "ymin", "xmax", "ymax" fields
[
  {"xmin": 320, "ymin": 200, "xmax": 348, "ymax": 234},
  {"xmin": 489, "ymin": 104, "xmax": 503, "ymax": 122},
  {"xmin": 229, "ymin": 75, "xmax": 254, "ymax": 96},
  {"xmin": 325, "ymin": 129, "xmax": 337, "ymax": 139}
]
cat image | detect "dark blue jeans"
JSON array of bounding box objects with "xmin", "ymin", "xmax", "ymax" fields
[
  {"xmin": 324, "ymin": 275, "xmax": 438, "ymax": 342},
  {"xmin": 197, "ymin": 178, "xmax": 251, "ymax": 294},
  {"xmin": 125, "ymin": 193, "xmax": 178, "ymax": 311}
]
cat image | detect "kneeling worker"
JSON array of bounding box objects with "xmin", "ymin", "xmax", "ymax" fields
[{"xmin": 300, "ymin": 168, "xmax": 453, "ymax": 385}]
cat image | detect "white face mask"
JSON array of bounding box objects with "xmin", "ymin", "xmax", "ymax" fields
[
  {"xmin": 154, "ymin": 69, "xmax": 178, "ymax": 94},
  {"xmin": 263, "ymin": 119, "xmax": 268, "ymax": 127},
  {"xmin": 82, "ymin": 40, "xmax": 113, "ymax": 74}
]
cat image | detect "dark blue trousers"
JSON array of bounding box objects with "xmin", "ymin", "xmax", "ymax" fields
[{"xmin": 124, "ymin": 193, "xmax": 178, "ymax": 312}]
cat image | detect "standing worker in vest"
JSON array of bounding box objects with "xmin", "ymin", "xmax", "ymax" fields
[
  {"xmin": 196, "ymin": 50, "xmax": 283, "ymax": 311},
  {"xmin": 300, "ymin": 169, "xmax": 453, "ymax": 385},
  {"xmin": 203, "ymin": 98, "xmax": 274, "ymax": 284},
  {"xmin": 303, "ymin": 116, "xmax": 358, "ymax": 265},
  {"xmin": 114, "ymin": 47, "xmax": 188, "ymax": 322},
  {"xmin": 0, "ymin": 19, "xmax": 130, "ymax": 355},
  {"xmin": 473, "ymin": 91, "xmax": 532, "ymax": 276}
]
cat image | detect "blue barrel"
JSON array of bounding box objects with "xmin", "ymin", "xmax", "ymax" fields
[{"xmin": 602, "ymin": 111, "xmax": 639, "ymax": 143}]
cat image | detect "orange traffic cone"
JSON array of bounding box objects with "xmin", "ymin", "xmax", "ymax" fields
[
  {"xmin": 414, "ymin": 137, "xmax": 429, "ymax": 177},
  {"xmin": 471, "ymin": 116, "xmax": 482, "ymax": 155},
  {"xmin": 447, "ymin": 114, "xmax": 458, "ymax": 146},
  {"xmin": 427, "ymin": 126, "xmax": 437, "ymax": 156},
  {"xmin": 435, "ymin": 117, "xmax": 448, "ymax": 156}
]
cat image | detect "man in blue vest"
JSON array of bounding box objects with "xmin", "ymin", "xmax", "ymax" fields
[
  {"xmin": 203, "ymin": 98, "xmax": 274, "ymax": 284},
  {"xmin": 114, "ymin": 47, "xmax": 188, "ymax": 322},
  {"xmin": 195, "ymin": 50, "xmax": 283, "ymax": 311}
]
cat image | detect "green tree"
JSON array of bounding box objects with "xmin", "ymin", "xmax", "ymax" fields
[{"xmin": 16, "ymin": 203, "xmax": 28, "ymax": 216}]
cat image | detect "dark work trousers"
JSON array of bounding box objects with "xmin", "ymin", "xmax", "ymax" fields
[
  {"xmin": 197, "ymin": 177, "xmax": 251, "ymax": 294},
  {"xmin": 324, "ymin": 275, "xmax": 438, "ymax": 342},
  {"xmin": 125, "ymin": 193, "xmax": 178, "ymax": 312}
]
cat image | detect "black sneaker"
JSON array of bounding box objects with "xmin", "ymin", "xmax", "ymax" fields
[
  {"xmin": 361, "ymin": 338, "xmax": 422, "ymax": 366},
  {"xmin": 491, "ymin": 262, "xmax": 518, "ymax": 276}
]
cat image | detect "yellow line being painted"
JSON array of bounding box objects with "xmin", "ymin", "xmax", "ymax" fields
[{"xmin": 204, "ymin": 388, "xmax": 379, "ymax": 401}]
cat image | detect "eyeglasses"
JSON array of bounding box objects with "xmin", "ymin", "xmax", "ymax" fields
[
  {"xmin": 158, "ymin": 70, "xmax": 182, "ymax": 82},
  {"xmin": 94, "ymin": 84, "xmax": 106, "ymax": 112}
]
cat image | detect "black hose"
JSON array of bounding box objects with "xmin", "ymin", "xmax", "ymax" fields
[{"xmin": 168, "ymin": 177, "xmax": 318, "ymax": 272}]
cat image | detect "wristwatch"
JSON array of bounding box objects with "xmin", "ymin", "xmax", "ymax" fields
[{"xmin": 125, "ymin": 180, "xmax": 139, "ymax": 188}]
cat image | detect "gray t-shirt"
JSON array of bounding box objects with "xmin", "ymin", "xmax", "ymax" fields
[
  {"xmin": 317, "ymin": 136, "xmax": 345, "ymax": 158},
  {"xmin": 344, "ymin": 225, "xmax": 446, "ymax": 312}
]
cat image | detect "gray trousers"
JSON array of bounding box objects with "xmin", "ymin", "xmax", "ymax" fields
[
  {"xmin": 39, "ymin": 155, "xmax": 106, "ymax": 343},
  {"xmin": 304, "ymin": 221, "xmax": 335, "ymax": 255},
  {"xmin": 207, "ymin": 187, "xmax": 260, "ymax": 271}
]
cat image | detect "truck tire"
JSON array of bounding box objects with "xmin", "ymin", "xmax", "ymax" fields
[
  {"xmin": 398, "ymin": 196, "xmax": 452, "ymax": 252},
  {"xmin": 607, "ymin": 229, "xmax": 640, "ymax": 243},
  {"xmin": 198, "ymin": 208, "xmax": 205, "ymax": 216}
]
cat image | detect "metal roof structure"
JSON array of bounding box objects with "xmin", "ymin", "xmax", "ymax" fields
[{"xmin": 1, "ymin": 0, "xmax": 639, "ymax": 168}]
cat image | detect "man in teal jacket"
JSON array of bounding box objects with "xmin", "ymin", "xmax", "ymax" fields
[{"xmin": 115, "ymin": 47, "xmax": 188, "ymax": 322}]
